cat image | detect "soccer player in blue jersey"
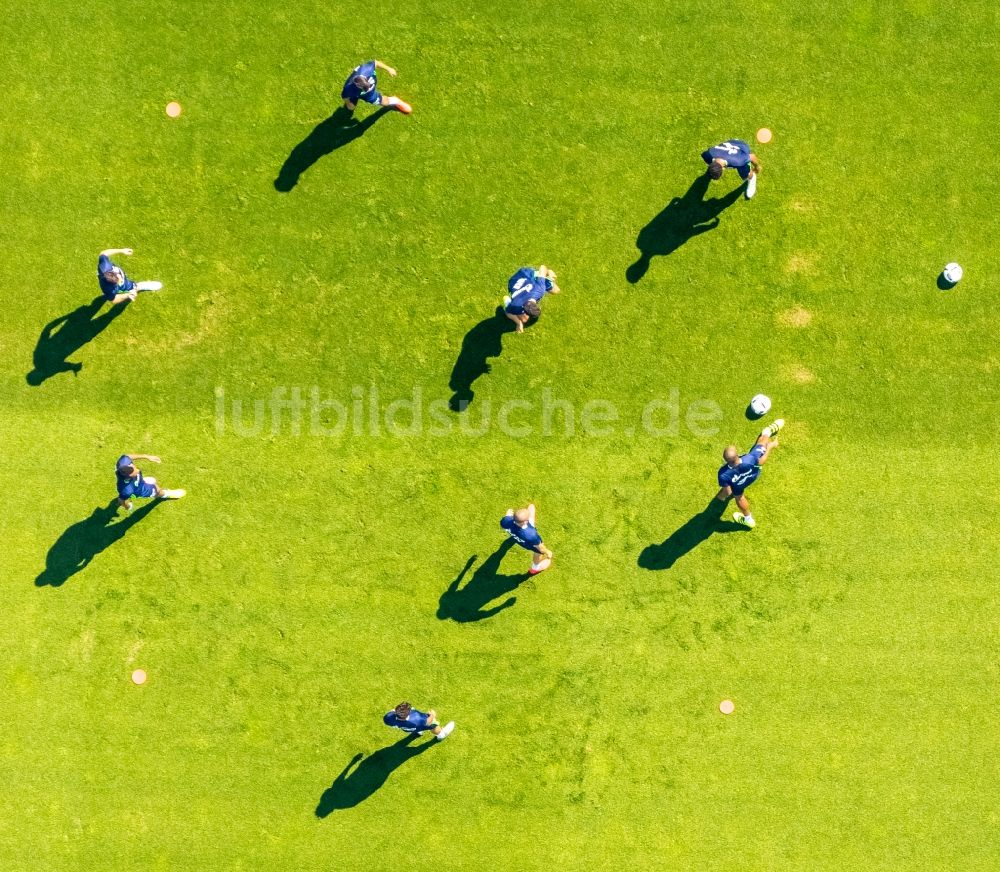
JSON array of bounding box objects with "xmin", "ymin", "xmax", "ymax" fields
[
  {"xmin": 115, "ymin": 454, "xmax": 186, "ymax": 512},
  {"xmin": 501, "ymin": 503, "xmax": 554, "ymax": 574},
  {"xmin": 383, "ymin": 702, "xmax": 455, "ymax": 740},
  {"xmin": 702, "ymin": 139, "xmax": 762, "ymax": 199},
  {"xmin": 715, "ymin": 419, "xmax": 784, "ymax": 528},
  {"xmin": 341, "ymin": 59, "xmax": 412, "ymax": 115},
  {"xmin": 98, "ymin": 249, "xmax": 162, "ymax": 305},
  {"xmin": 502, "ymin": 265, "xmax": 560, "ymax": 333}
]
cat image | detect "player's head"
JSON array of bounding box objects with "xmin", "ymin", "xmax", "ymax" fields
[
  {"xmin": 707, "ymin": 161, "xmax": 724, "ymax": 181},
  {"xmin": 116, "ymin": 456, "xmax": 136, "ymax": 477},
  {"xmin": 722, "ymin": 445, "xmax": 740, "ymax": 466},
  {"xmin": 524, "ymin": 299, "xmax": 541, "ymax": 320},
  {"xmin": 394, "ymin": 702, "xmax": 412, "ymax": 719},
  {"xmin": 513, "ymin": 508, "xmax": 531, "ymax": 526},
  {"xmin": 101, "ymin": 267, "xmax": 119, "ymax": 283},
  {"xmin": 353, "ymin": 75, "xmax": 375, "ymax": 93}
]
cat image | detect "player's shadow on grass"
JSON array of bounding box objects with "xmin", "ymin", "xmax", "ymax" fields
[
  {"xmin": 637, "ymin": 497, "xmax": 747, "ymax": 570},
  {"xmin": 315, "ymin": 734, "xmax": 435, "ymax": 816},
  {"xmin": 34, "ymin": 499, "xmax": 159, "ymax": 588},
  {"xmin": 437, "ymin": 539, "xmax": 532, "ymax": 622},
  {"xmin": 26, "ymin": 297, "xmax": 128, "ymax": 386},
  {"xmin": 274, "ymin": 106, "xmax": 391, "ymax": 192},
  {"xmin": 626, "ymin": 174, "xmax": 743, "ymax": 283},
  {"xmin": 448, "ymin": 307, "xmax": 516, "ymax": 411}
]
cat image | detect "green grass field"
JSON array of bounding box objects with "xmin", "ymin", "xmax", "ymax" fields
[{"xmin": 2, "ymin": 0, "xmax": 999, "ymax": 868}]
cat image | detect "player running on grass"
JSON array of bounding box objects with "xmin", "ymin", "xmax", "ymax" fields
[
  {"xmin": 502, "ymin": 266, "xmax": 560, "ymax": 333},
  {"xmin": 383, "ymin": 702, "xmax": 455, "ymax": 740},
  {"xmin": 715, "ymin": 419, "xmax": 783, "ymax": 528},
  {"xmin": 98, "ymin": 249, "xmax": 162, "ymax": 305},
  {"xmin": 702, "ymin": 139, "xmax": 762, "ymax": 200},
  {"xmin": 501, "ymin": 503, "xmax": 554, "ymax": 574},
  {"xmin": 341, "ymin": 60, "xmax": 412, "ymax": 115},
  {"xmin": 116, "ymin": 454, "xmax": 186, "ymax": 512}
]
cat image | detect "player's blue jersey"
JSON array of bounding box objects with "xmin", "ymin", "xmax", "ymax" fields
[
  {"xmin": 505, "ymin": 268, "xmax": 553, "ymax": 315},
  {"xmin": 341, "ymin": 60, "xmax": 381, "ymax": 105},
  {"xmin": 501, "ymin": 515, "xmax": 544, "ymax": 551},
  {"xmin": 702, "ymin": 140, "xmax": 752, "ymax": 167},
  {"xmin": 717, "ymin": 443, "xmax": 766, "ymax": 492},
  {"xmin": 116, "ymin": 460, "xmax": 156, "ymax": 500},
  {"xmin": 383, "ymin": 708, "xmax": 432, "ymax": 732},
  {"xmin": 98, "ymin": 254, "xmax": 134, "ymax": 299}
]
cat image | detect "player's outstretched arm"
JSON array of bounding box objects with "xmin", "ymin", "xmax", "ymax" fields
[
  {"xmin": 110, "ymin": 290, "xmax": 137, "ymax": 305},
  {"xmin": 374, "ymin": 60, "xmax": 397, "ymax": 76},
  {"xmin": 749, "ymin": 154, "xmax": 761, "ymax": 173},
  {"xmin": 127, "ymin": 454, "xmax": 161, "ymax": 463},
  {"xmin": 505, "ymin": 311, "xmax": 525, "ymax": 332},
  {"xmin": 100, "ymin": 248, "xmax": 133, "ymax": 257}
]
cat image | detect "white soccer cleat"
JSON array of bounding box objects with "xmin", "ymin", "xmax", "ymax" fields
[
  {"xmin": 733, "ymin": 513, "xmax": 756, "ymax": 528},
  {"xmin": 529, "ymin": 557, "xmax": 551, "ymax": 575},
  {"xmin": 761, "ymin": 418, "xmax": 785, "ymax": 438},
  {"xmin": 136, "ymin": 281, "xmax": 163, "ymax": 292},
  {"xmin": 436, "ymin": 721, "xmax": 455, "ymax": 740},
  {"xmin": 162, "ymin": 489, "xmax": 186, "ymax": 499},
  {"xmin": 745, "ymin": 173, "xmax": 757, "ymax": 199}
]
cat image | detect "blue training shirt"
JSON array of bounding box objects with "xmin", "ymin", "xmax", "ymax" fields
[
  {"xmin": 341, "ymin": 60, "xmax": 380, "ymax": 105},
  {"xmin": 383, "ymin": 709, "xmax": 433, "ymax": 732},
  {"xmin": 97, "ymin": 254, "xmax": 134, "ymax": 299},
  {"xmin": 701, "ymin": 140, "xmax": 753, "ymax": 179},
  {"xmin": 500, "ymin": 514, "xmax": 544, "ymax": 552},
  {"xmin": 717, "ymin": 443, "xmax": 766, "ymax": 491},
  {"xmin": 505, "ymin": 268, "xmax": 553, "ymax": 315}
]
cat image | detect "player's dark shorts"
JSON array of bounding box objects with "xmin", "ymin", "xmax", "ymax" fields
[
  {"xmin": 735, "ymin": 163, "xmax": 752, "ymax": 181},
  {"xmin": 508, "ymin": 536, "xmax": 541, "ymax": 553},
  {"xmin": 342, "ymin": 85, "xmax": 382, "ymax": 105}
]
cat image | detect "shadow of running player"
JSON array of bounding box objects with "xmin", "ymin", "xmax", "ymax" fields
[
  {"xmin": 637, "ymin": 496, "xmax": 748, "ymax": 571},
  {"xmin": 274, "ymin": 106, "xmax": 391, "ymax": 192},
  {"xmin": 437, "ymin": 539, "xmax": 532, "ymax": 622},
  {"xmin": 448, "ymin": 307, "xmax": 517, "ymax": 411},
  {"xmin": 315, "ymin": 734, "xmax": 436, "ymax": 816},
  {"xmin": 26, "ymin": 296, "xmax": 129, "ymax": 386},
  {"xmin": 625, "ymin": 174, "xmax": 743, "ymax": 284},
  {"xmin": 34, "ymin": 499, "xmax": 159, "ymax": 588}
]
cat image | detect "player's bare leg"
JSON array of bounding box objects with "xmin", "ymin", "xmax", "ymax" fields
[
  {"xmin": 733, "ymin": 494, "xmax": 756, "ymax": 528},
  {"xmin": 380, "ymin": 94, "xmax": 412, "ymax": 114}
]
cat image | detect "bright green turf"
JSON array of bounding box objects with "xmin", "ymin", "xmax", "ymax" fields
[{"xmin": 1, "ymin": 0, "xmax": 999, "ymax": 868}]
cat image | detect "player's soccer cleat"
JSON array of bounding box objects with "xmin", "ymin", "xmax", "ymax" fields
[
  {"xmin": 529, "ymin": 558, "xmax": 551, "ymax": 575},
  {"xmin": 733, "ymin": 512, "xmax": 756, "ymax": 528},
  {"xmin": 136, "ymin": 281, "xmax": 163, "ymax": 292},
  {"xmin": 760, "ymin": 418, "xmax": 785, "ymax": 438},
  {"xmin": 745, "ymin": 173, "xmax": 757, "ymax": 199},
  {"xmin": 388, "ymin": 97, "xmax": 413, "ymax": 114},
  {"xmin": 162, "ymin": 489, "xmax": 186, "ymax": 499},
  {"xmin": 436, "ymin": 721, "xmax": 455, "ymax": 740}
]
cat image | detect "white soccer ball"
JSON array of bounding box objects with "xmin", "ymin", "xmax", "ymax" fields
[
  {"xmin": 750, "ymin": 394, "xmax": 771, "ymax": 416},
  {"xmin": 943, "ymin": 262, "xmax": 963, "ymax": 284}
]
